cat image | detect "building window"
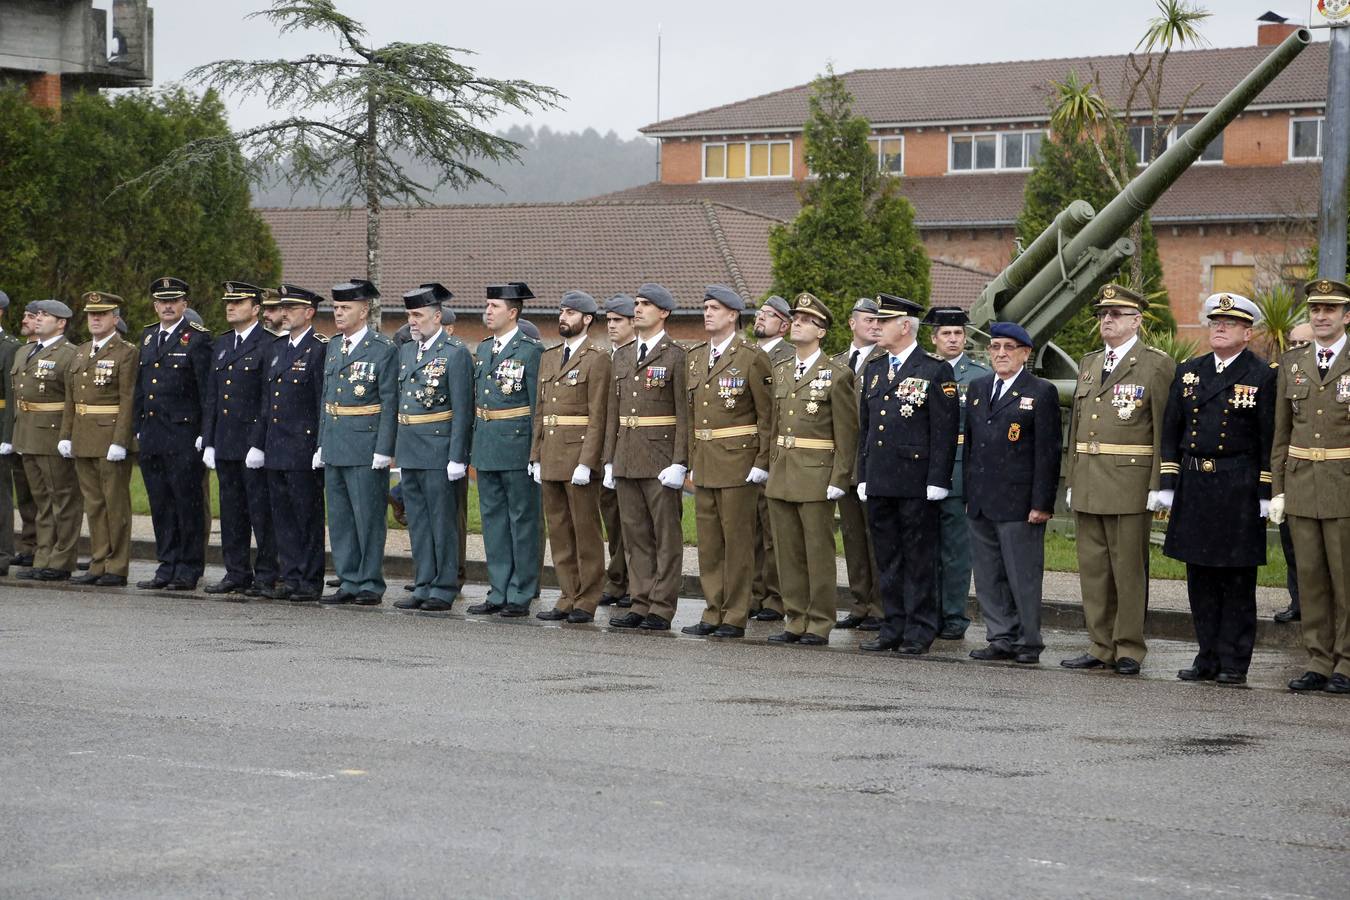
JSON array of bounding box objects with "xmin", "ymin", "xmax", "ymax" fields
[
  {"xmin": 1211, "ymin": 265, "xmax": 1255, "ymax": 296},
  {"xmin": 1126, "ymin": 124, "xmax": 1223, "ymax": 166},
  {"xmin": 1290, "ymin": 117, "xmax": 1323, "ymax": 160},
  {"xmin": 867, "ymin": 136, "xmax": 904, "ymax": 174},
  {"xmin": 950, "ymin": 130, "xmax": 1044, "ymax": 172},
  {"xmin": 1173, "ymin": 123, "xmax": 1223, "ymax": 163},
  {"xmin": 703, "ymin": 140, "xmax": 791, "ymax": 180}
]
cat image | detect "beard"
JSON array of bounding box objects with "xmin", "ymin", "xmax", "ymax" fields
[
  {"xmin": 558, "ymin": 320, "xmax": 577, "ymax": 338},
  {"xmin": 752, "ymin": 323, "xmax": 768, "ymax": 339}
]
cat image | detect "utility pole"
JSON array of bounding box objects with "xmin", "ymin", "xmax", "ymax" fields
[
  {"xmin": 1318, "ymin": 11, "xmax": 1349, "ymax": 278},
  {"xmin": 655, "ymin": 23, "xmax": 663, "ymax": 182}
]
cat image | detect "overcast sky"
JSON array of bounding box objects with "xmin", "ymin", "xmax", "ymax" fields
[{"xmin": 132, "ymin": 1, "xmax": 1324, "ymax": 138}]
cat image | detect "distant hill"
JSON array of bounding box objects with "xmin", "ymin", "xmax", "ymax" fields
[{"xmin": 252, "ymin": 125, "xmax": 658, "ymax": 207}]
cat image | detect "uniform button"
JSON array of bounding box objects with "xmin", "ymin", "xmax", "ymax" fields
[
  {"xmin": 1219, "ymin": 432, "xmax": 1225, "ymax": 437},
  {"xmin": 878, "ymin": 424, "xmax": 884, "ymax": 431},
  {"xmin": 1094, "ymin": 397, "xmax": 1100, "ymax": 403},
  {"xmin": 1217, "ymin": 445, "xmax": 1224, "ymax": 450},
  {"xmin": 1317, "ymin": 409, "xmax": 1324, "ymax": 415},
  {"xmin": 703, "ymin": 401, "xmax": 708, "ymax": 406},
  {"xmin": 877, "ymin": 441, "xmax": 883, "ymax": 447},
  {"xmin": 1088, "ymin": 432, "xmax": 1096, "ymax": 437},
  {"xmin": 1314, "ymin": 433, "xmax": 1321, "ymax": 439},
  {"xmin": 548, "ymin": 429, "xmax": 554, "ymax": 435},
  {"xmin": 154, "ymin": 363, "xmax": 159, "ymax": 368},
  {"xmin": 1191, "ymin": 431, "xmax": 1196, "ymax": 436},
  {"xmin": 1091, "ymin": 414, "xmax": 1098, "ymax": 420},
  {"xmin": 148, "ymin": 394, "xmax": 154, "ymax": 400},
  {"xmin": 225, "ymin": 380, "xmax": 232, "ymax": 386},
  {"xmin": 880, "ymin": 410, "xmax": 886, "ymax": 416},
  {"xmin": 275, "ymin": 391, "xmax": 280, "ymax": 397},
  {"xmin": 1190, "ymin": 442, "xmax": 1195, "ymax": 448},
  {"xmin": 151, "ymin": 378, "xmax": 157, "ymax": 384},
  {"xmin": 224, "ymin": 395, "xmax": 230, "ymax": 400},
  {"xmin": 702, "ymin": 419, "xmax": 708, "ymax": 425}
]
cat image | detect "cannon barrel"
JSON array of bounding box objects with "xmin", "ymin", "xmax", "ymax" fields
[{"xmin": 968, "ymin": 200, "xmax": 1094, "ymax": 327}]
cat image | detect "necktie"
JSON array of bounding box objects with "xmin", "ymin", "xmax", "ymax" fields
[
  {"xmin": 27, "ymin": 343, "xmax": 39, "ymax": 361},
  {"xmin": 708, "ymin": 347, "xmax": 719, "ymax": 371},
  {"xmin": 1101, "ymin": 349, "xmax": 1117, "ymax": 384},
  {"xmin": 889, "ymin": 356, "xmax": 900, "ymax": 379},
  {"xmin": 1318, "ymin": 348, "xmax": 1333, "ymax": 372},
  {"xmin": 235, "ymin": 333, "xmax": 242, "ymax": 352},
  {"xmin": 638, "ymin": 342, "xmax": 648, "ymax": 363},
  {"xmin": 90, "ymin": 342, "xmax": 98, "ymax": 359},
  {"xmin": 993, "ymin": 380, "xmax": 1005, "ymax": 404},
  {"xmin": 159, "ymin": 330, "xmax": 169, "ymax": 349},
  {"xmin": 563, "ymin": 345, "xmax": 572, "ymax": 367},
  {"xmin": 794, "ymin": 361, "xmax": 806, "ymax": 382},
  {"xmin": 1216, "ymin": 359, "xmax": 1226, "ymax": 374},
  {"xmin": 341, "ymin": 338, "xmax": 351, "ymax": 355},
  {"xmin": 492, "ymin": 340, "xmax": 502, "ymax": 358},
  {"xmin": 849, "ymin": 348, "xmax": 860, "ymax": 372}
]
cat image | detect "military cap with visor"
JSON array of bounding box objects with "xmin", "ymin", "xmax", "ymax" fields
[
  {"xmin": 1304, "ymin": 278, "xmax": 1350, "ymax": 306},
  {"xmin": 1091, "ymin": 283, "xmax": 1146, "ymax": 313},
  {"xmin": 82, "ymin": 291, "xmax": 124, "ymax": 313},
  {"xmin": 332, "ymin": 279, "xmax": 380, "ymax": 303},
  {"xmin": 792, "ymin": 291, "xmax": 832, "ymax": 328},
  {"xmin": 1202, "ymin": 292, "xmax": 1260, "ymax": 325},
  {"xmin": 486, "ymin": 282, "xmax": 534, "ymax": 301},
  {"xmin": 221, "ymin": 281, "xmax": 266, "ymax": 303},
  {"xmin": 150, "ymin": 276, "xmax": 189, "ymax": 300},
  {"xmin": 921, "ymin": 306, "xmax": 970, "ymax": 328},
  {"xmin": 874, "ymin": 293, "xmax": 924, "ymax": 319},
  {"xmin": 270, "ymin": 283, "xmax": 322, "ymax": 307}
]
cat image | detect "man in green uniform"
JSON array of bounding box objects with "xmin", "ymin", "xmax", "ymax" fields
[
  {"xmin": 437, "ymin": 291, "xmax": 471, "ymax": 588},
  {"xmin": 0, "ymin": 290, "xmax": 33, "ymax": 573},
  {"xmin": 598, "ymin": 295, "xmax": 636, "ymax": 608},
  {"xmin": 750, "ymin": 294, "xmax": 795, "ymax": 621}
]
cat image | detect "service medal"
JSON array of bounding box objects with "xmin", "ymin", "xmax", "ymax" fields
[{"xmin": 805, "ymin": 401, "xmax": 820, "ymax": 415}]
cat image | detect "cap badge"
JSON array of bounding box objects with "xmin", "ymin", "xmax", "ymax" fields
[
  {"xmin": 1218, "ymin": 295, "xmax": 1235, "ymax": 311},
  {"xmin": 1318, "ymin": 280, "xmax": 1333, "ymax": 294},
  {"xmin": 1102, "ymin": 286, "xmax": 1116, "ymax": 300}
]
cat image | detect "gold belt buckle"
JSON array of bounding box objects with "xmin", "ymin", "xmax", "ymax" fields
[
  {"xmin": 543, "ymin": 414, "xmax": 557, "ymax": 427},
  {"xmin": 1200, "ymin": 458, "xmax": 1215, "ymax": 473},
  {"xmin": 1311, "ymin": 447, "xmax": 1328, "ymax": 462},
  {"xmin": 622, "ymin": 415, "xmax": 639, "ymax": 428},
  {"xmin": 694, "ymin": 428, "xmax": 711, "ymax": 440},
  {"xmin": 1086, "ymin": 441, "xmax": 1100, "ymax": 455},
  {"xmin": 782, "ymin": 435, "xmax": 796, "ymax": 449}
]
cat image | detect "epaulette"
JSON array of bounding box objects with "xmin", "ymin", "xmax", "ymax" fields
[
  {"xmin": 687, "ymin": 341, "xmax": 708, "ymax": 352},
  {"xmin": 1144, "ymin": 345, "xmax": 1170, "ymax": 356},
  {"xmin": 189, "ymin": 320, "xmax": 208, "ymax": 333},
  {"xmin": 370, "ymin": 332, "xmax": 394, "ymax": 345},
  {"xmin": 1270, "ymin": 361, "xmax": 1280, "ymax": 368},
  {"xmin": 521, "ymin": 335, "xmax": 539, "ymax": 345},
  {"xmin": 543, "ymin": 342, "xmax": 563, "ymax": 353},
  {"xmin": 314, "ymin": 333, "xmax": 329, "ymax": 343},
  {"xmin": 263, "ymin": 326, "xmax": 282, "ymax": 337},
  {"xmin": 927, "ymin": 351, "xmax": 942, "ymax": 360}
]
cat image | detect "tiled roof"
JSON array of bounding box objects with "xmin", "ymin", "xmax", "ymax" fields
[
  {"xmin": 931, "ymin": 261, "xmax": 995, "ymax": 311},
  {"xmin": 256, "ymin": 201, "xmax": 783, "ymax": 313},
  {"xmin": 643, "ymin": 41, "xmax": 1329, "ymax": 134}
]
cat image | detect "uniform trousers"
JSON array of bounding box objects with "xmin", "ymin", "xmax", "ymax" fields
[
  {"xmin": 140, "ymin": 451, "xmax": 206, "ymax": 584},
  {"xmin": 769, "ymin": 498, "xmax": 838, "ymax": 638},
  {"xmin": 867, "ymin": 495, "xmax": 940, "ymax": 647},
  {"xmin": 326, "ymin": 464, "xmax": 389, "ymax": 597},
  {"xmin": 216, "ymin": 459, "xmax": 277, "ymax": 587},
  {"xmin": 267, "ymin": 468, "xmax": 324, "ymax": 593},
  {"xmin": 1288, "ymin": 515, "xmax": 1350, "ymax": 678},
  {"xmin": 695, "ymin": 483, "xmax": 759, "ymax": 628},
  {"xmin": 477, "ymin": 468, "xmax": 541, "ymax": 608},
  {"xmin": 23, "ymin": 453, "xmax": 81, "ymax": 572},
  {"xmin": 1279, "ymin": 520, "xmax": 1300, "ymax": 610},
  {"xmin": 1074, "ymin": 511, "xmax": 1152, "ymax": 664},
  {"xmin": 0, "ymin": 452, "xmax": 37, "ymax": 558},
  {"xmin": 935, "ymin": 494, "xmax": 974, "ymax": 631},
  {"xmin": 836, "ymin": 488, "xmax": 881, "ymax": 619},
  {"xmin": 968, "ymin": 511, "xmax": 1045, "ymax": 653},
  {"xmin": 543, "ymin": 479, "xmax": 605, "ymax": 614},
  {"xmin": 751, "ymin": 487, "xmax": 783, "ymax": 613},
  {"xmin": 615, "ymin": 476, "xmax": 683, "ymax": 621},
  {"xmin": 1184, "ymin": 563, "xmax": 1257, "ymax": 674},
  {"xmin": 74, "ymin": 456, "xmax": 131, "ymax": 577},
  {"xmin": 402, "ymin": 467, "xmax": 460, "ymax": 603},
  {"xmin": 600, "ymin": 485, "xmax": 627, "ymax": 599},
  {"xmin": 455, "ymin": 477, "xmax": 469, "ymax": 586}
]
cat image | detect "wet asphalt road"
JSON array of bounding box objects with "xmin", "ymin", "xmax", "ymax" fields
[{"xmin": 1, "ymin": 572, "xmax": 1348, "ymax": 899}]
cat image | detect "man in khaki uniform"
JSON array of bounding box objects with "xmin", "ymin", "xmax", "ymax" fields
[
  {"xmin": 832, "ymin": 298, "xmax": 885, "ymax": 630},
  {"xmin": 1271, "ymin": 278, "xmax": 1350, "ymax": 695},
  {"xmin": 598, "ymin": 295, "xmax": 636, "ymax": 608},
  {"xmin": 61, "ymin": 291, "xmax": 138, "ymax": 586},
  {"xmin": 681, "ymin": 285, "xmax": 773, "ymax": 638},
  {"xmin": 0, "ymin": 290, "xmax": 35, "ymax": 573},
  {"xmin": 765, "ymin": 293, "xmax": 857, "ymax": 645},
  {"xmin": 11, "ymin": 300, "xmax": 81, "ymax": 581},
  {"xmin": 1062, "ymin": 284, "xmax": 1176, "ymax": 675},
  {"xmin": 751, "ymin": 295, "xmax": 795, "ymax": 620},
  {"xmin": 532, "ymin": 290, "xmax": 611, "ymax": 624},
  {"xmin": 602, "ymin": 282, "xmax": 689, "ymax": 631}
]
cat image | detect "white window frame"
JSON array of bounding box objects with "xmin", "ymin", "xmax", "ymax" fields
[
  {"xmin": 1289, "ymin": 116, "xmax": 1324, "ymax": 161},
  {"xmin": 948, "ymin": 130, "xmax": 1046, "ymax": 173},
  {"xmin": 1129, "ymin": 123, "xmax": 1224, "ymax": 167},
  {"xmin": 701, "ymin": 140, "xmax": 793, "ymax": 181},
  {"xmin": 868, "ymin": 135, "xmax": 905, "ymax": 176}
]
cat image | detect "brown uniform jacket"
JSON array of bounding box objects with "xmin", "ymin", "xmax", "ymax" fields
[
  {"xmin": 685, "ymin": 336, "xmax": 772, "ymax": 488},
  {"xmin": 1064, "ymin": 342, "xmax": 1175, "ymax": 515},
  {"xmin": 767, "ymin": 353, "xmax": 857, "ymax": 502},
  {"xmin": 11, "ymin": 336, "xmax": 78, "ymax": 455},
  {"xmin": 531, "ymin": 335, "xmax": 611, "ymax": 481},
  {"xmin": 831, "ymin": 345, "xmax": 884, "ymax": 487},
  {"xmin": 1272, "ymin": 340, "xmax": 1350, "ymax": 519},
  {"xmin": 603, "ymin": 334, "xmax": 689, "ymax": 479},
  {"xmin": 60, "ymin": 334, "xmax": 139, "ymax": 458}
]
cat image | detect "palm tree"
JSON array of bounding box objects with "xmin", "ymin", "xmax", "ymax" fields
[{"xmin": 1253, "ymin": 284, "xmax": 1307, "ymax": 358}]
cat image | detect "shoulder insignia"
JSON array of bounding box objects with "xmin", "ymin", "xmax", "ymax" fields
[
  {"xmin": 688, "ymin": 341, "xmax": 708, "ymax": 352},
  {"xmin": 1145, "ymin": 345, "xmax": 1169, "ymax": 356},
  {"xmin": 543, "ymin": 343, "xmax": 563, "ymax": 354},
  {"xmin": 372, "ymin": 332, "xmax": 394, "ymax": 345},
  {"xmin": 189, "ymin": 320, "xmax": 208, "ymax": 333},
  {"xmin": 1270, "ymin": 362, "xmax": 1280, "ymax": 369},
  {"xmin": 262, "ymin": 327, "xmax": 281, "ymax": 337},
  {"xmin": 314, "ymin": 333, "xmax": 329, "ymax": 344},
  {"xmin": 926, "ymin": 351, "xmax": 941, "ymax": 360},
  {"xmin": 522, "ymin": 335, "xmax": 540, "ymax": 345}
]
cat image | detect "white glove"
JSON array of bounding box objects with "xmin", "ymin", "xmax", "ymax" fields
[
  {"xmin": 529, "ymin": 462, "xmax": 541, "ymax": 484},
  {"xmin": 372, "ymin": 453, "xmax": 392, "ymax": 470},
  {"xmin": 571, "ymin": 464, "xmax": 591, "ymax": 486},
  {"xmin": 1145, "ymin": 490, "xmax": 1161, "ymax": 512},
  {"xmin": 603, "ymin": 463, "xmax": 616, "ymax": 490},
  {"xmin": 1065, "ymin": 488, "xmax": 1072, "ymax": 510},
  {"xmin": 658, "ymin": 464, "xmax": 687, "ymax": 490},
  {"xmin": 312, "ymin": 449, "xmax": 324, "ymax": 469},
  {"xmin": 0, "ymin": 443, "xmax": 11, "ymax": 455},
  {"xmin": 926, "ymin": 485, "xmax": 949, "ymax": 502},
  {"xmin": 57, "ymin": 440, "xmax": 72, "ymax": 459},
  {"xmin": 245, "ymin": 447, "xmax": 265, "ymax": 469},
  {"xmin": 826, "ymin": 485, "xmax": 845, "ymax": 501},
  {"xmin": 446, "ymin": 461, "xmax": 467, "ymax": 482},
  {"xmin": 202, "ymin": 446, "xmax": 216, "ymax": 469},
  {"xmin": 857, "ymin": 482, "xmax": 867, "ymax": 502},
  {"xmin": 194, "ymin": 435, "xmax": 203, "ymax": 452},
  {"xmin": 745, "ymin": 466, "xmax": 769, "ymax": 485},
  {"xmin": 1269, "ymin": 494, "xmax": 1286, "ymax": 525},
  {"xmin": 107, "ymin": 444, "xmax": 127, "ymax": 463},
  {"xmin": 1259, "ymin": 498, "xmax": 1271, "ymax": 519},
  {"xmin": 1155, "ymin": 489, "xmax": 1174, "ymax": 510}
]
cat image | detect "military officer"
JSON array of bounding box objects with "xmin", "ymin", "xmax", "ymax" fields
[
  {"xmin": 1271, "ymin": 278, "xmax": 1350, "ymax": 695},
  {"xmin": 248, "ymin": 284, "xmax": 327, "ymax": 601},
  {"xmin": 434, "ymin": 286, "xmax": 471, "ymax": 588},
  {"xmin": 603, "ymin": 282, "xmax": 690, "ymax": 631},
  {"xmin": 132, "ymin": 276, "xmax": 213, "ymax": 591},
  {"xmin": 682, "ymin": 285, "xmax": 773, "ymax": 638},
  {"xmin": 856, "ymin": 294, "xmax": 959, "ymax": 655},
  {"xmin": 531, "ymin": 290, "xmax": 612, "ymax": 623},
  {"xmin": 598, "ymin": 294, "xmax": 636, "ymax": 608},
  {"xmin": 1062, "ymin": 284, "xmax": 1176, "ymax": 676},
  {"xmin": 59, "ymin": 292, "xmax": 138, "ymax": 586},
  {"xmin": 963, "ymin": 322, "xmax": 1062, "ymax": 665},
  {"xmin": 764, "ymin": 293, "xmax": 857, "ymax": 645},
  {"xmin": 832, "ymin": 298, "xmax": 885, "ymax": 630},
  {"xmin": 391, "ymin": 285, "xmax": 474, "ymax": 611},
  {"xmin": 1157, "ymin": 293, "xmax": 1274, "ymax": 686},
  {"xmin": 317, "ymin": 279, "xmax": 397, "ymax": 606},
  {"xmin": 1274, "ymin": 322, "xmax": 1315, "ymax": 624},
  {"xmin": 0, "ymin": 289, "xmax": 34, "ymax": 574},
  {"xmin": 1, "ymin": 303, "xmax": 41, "ymax": 572},
  {"xmin": 751, "ymin": 294, "xmax": 794, "ymax": 621},
  {"xmin": 923, "ymin": 306, "xmax": 991, "ymax": 641},
  {"xmin": 467, "ymin": 282, "xmax": 543, "ymax": 617},
  {"xmin": 201, "ymin": 281, "xmax": 278, "ymax": 597}
]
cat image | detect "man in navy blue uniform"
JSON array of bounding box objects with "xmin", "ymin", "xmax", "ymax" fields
[
  {"xmin": 133, "ymin": 276, "xmax": 213, "ymax": 590},
  {"xmin": 1159, "ymin": 293, "xmax": 1276, "ymax": 686},
  {"xmin": 856, "ymin": 294, "xmax": 959, "ymax": 655},
  {"xmin": 247, "ymin": 284, "xmax": 327, "ymax": 601},
  {"xmin": 963, "ymin": 322, "xmax": 1062, "ymax": 665},
  {"xmin": 202, "ymin": 281, "xmax": 278, "ymax": 597}
]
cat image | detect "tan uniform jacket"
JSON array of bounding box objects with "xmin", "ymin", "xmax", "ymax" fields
[
  {"xmin": 685, "ymin": 337, "xmax": 772, "ymax": 488},
  {"xmin": 831, "ymin": 345, "xmax": 885, "ymax": 486},
  {"xmin": 603, "ymin": 335, "xmax": 689, "ymax": 479},
  {"xmin": 766, "ymin": 354, "xmax": 857, "ymax": 502},
  {"xmin": 531, "ymin": 335, "xmax": 611, "ymax": 481},
  {"xmin": 60, "ymin": 334, "xmax": 138, "ymax": 457},
  {"xmin": 1272, "ymin": 341, "xmax": 1350, "ymax": 519},
  {"xmin": 10, "ymin": 337, "xmax": 77, "ymax": 456},
  {"xmin": 1064, "ymin": 343, "xmax": 1175, "ymax": 514}
]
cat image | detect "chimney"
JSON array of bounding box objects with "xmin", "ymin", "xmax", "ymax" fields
[{"xmin": 1256, "ymin": 11, "xmax": 1300, "ymax": 46}]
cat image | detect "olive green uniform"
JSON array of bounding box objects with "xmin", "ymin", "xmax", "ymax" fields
[
  {"xmin": 831, "ymin": 344, "xmax": 885, "ymax": 621},
  {"xmin": 752, "ymin": 337, "xmax": 796, "ymax": 615},
  {"xmin": 11, "ymin": 336, "xmax": 81, "ymax": 573},
  {"xmin": 0, "ymin": 329, "xmax": 37, "ymax": 562}
]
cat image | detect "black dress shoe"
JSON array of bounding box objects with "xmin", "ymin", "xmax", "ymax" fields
[
  {"xmin": 857, "ymin": 616, "xmax": 883, "ymax": 632},
  {"xmin": 261, "ymin": 584, "xmax": 292, "ymax": 600},
  {"xmin": 608, "ymin": 611, "xmax": 643, "ymax": 628},
  {"xmin": 615, "ymin": 595, "xmax": 633, "ymax": 608},
  {"xmin": 402, "ymin": 583, "xmax": 415, "ymax": 592},
  {"xmin": 767, "ymin": 631, "xmax": 800, "ymax": 643},
  {"xmin": 420, "ymin": 598, "xmax": 453, "ymax": 612},
  {"xmin": 970, "ymin": 645, "xmax": 1014, "ymax": 661},
  {"xmin": 638, "ymin": 614, "xmax": 670, "ymax": 631},
  {"xmin": 536, "ymin": 608, "xmax": 569, "ymax": 621},
  {"xmin": 798, "ymin": 634, "xmax": 828, "ymax": 646},
  {"xmin": 37, "ymin": 569, "xmax": 71, "ymax": 581},
  {"xmin": 1014, "ymin": 651, "xmax": 1041, "ymax": 664},
  {"xmin": 394, "ymin": 596, "xmax": 422, "ymax": 610},
  {"xmin": 937, "ymin": 625, "xmax": 968, "ymax": 641},
  {"xmin": 1216, "ymin": 670, "xmax": 1248, "ymax": 686},
  {"xmin": 321, "ymin": 590, "xmax": 354, "ymax": 605},
  {"xmin": 1060, "ymin": 653, "xmax": 1106, "ymax": 670},
  {"xmin": 598, "ymin": 593, "xmax": 621, "ymax": 607},
  {"xmin": 69, "ymin": 572, "xmax": 102, "ymax": 585},
  {"xmin": 165, "ymin": 580, "xmax": 197, "ymax": 591},
  {"xmin": 352, "ymin": 592, "xmax": 382, "ymax": 606},
  {"xmin": 205, "ymin": 580, "xmax": 249, "ymax": 595},
  {"xmin": 712, "ymin": 625, "xmax": 744, "ymax": 638},
  {"xmin": 566, "ymin": 609, "xmax": 593, "ymax": 624},
  {"xmin": 326, "ymin": 577, "xmax": 341, "ymax": 587},
  {"xmin": 1326, "ymin": 673, "xmax": 1350, "ymax": 694},
  {"xmin": 682, "ymin": 622, "xmax": 719, "ymax": 636},
  {"xmin": 860, "ymin": 638, "xmax": 899, "ymax": 652},
  {"xmin": 1177, "ymin": 667, "xmax": 1217, "ymax": 682},
  {"xmin": 243, "ymin": 584, "xmax": 264, "ymax": 597},
  {"xmin": 499, "ymin": 605, "xmax": 529, "ymax": 618},
  {"xmin": 95, "ymin": 574, "xmax": 128, "ymax": 587},
  {"xmin": 14, "ymin": 568, "xmax": 38, "ymax": 580},
  {"xmin": 1273, "ymin": 603, "xmax": 1301, "ymax": 624},
  {"xmin": 137, "ymin": 577, "xmax": 170, "ymax": 589},
  {"xmin": 836, "ymin": 614, "xmax": 865, "ymax": 629},
  {"xmin": 1289, "ymin": 671, "xmax": 1329, "ymax": 692},
  {"xmin": 77, "ymin": 560, "xmax": 90, "ymax": 571},
  {"xmin": 290, "ymin": 590, "xmax": 319, "ymax": 602},
  {"xmin": 752, "ymin": 608, "xmax": 784, "ymax": 621},
  {"xmin": 11, "ymin": 553, "xmax": 33, "ymax": 568},
  {"xmin": 1115, "ymin": 657, "xmax": 1141, "ymax": 676},
  {"xmin": 896, "ymin": 641, "xmax": 928, "ymax": 656},
  {"xmin": 466, "ymin": 602, "xmax": 504, "ymax": 615}
]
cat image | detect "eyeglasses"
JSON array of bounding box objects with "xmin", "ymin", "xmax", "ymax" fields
[{"xmin": 1095, "ymin": 309, "xmax": 1139, "ymax": 320}]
